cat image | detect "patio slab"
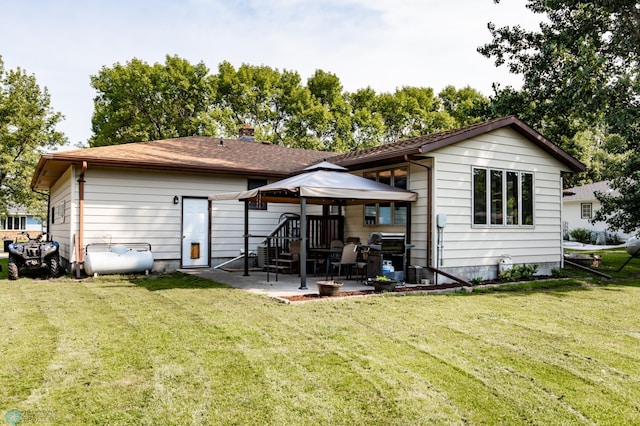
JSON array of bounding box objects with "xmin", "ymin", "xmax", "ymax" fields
[{"xmin": 179, "ymin": 267, "xmax": 374, "ymax": 298}]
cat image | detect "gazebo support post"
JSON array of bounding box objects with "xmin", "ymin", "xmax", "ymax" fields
[
  {"xmin": 299, "ymin": 197, "xmax": 308, "ymax": 290},
  {"xmin": 243, "ymin": 199, "xmax": 250, "ymax": 276}
]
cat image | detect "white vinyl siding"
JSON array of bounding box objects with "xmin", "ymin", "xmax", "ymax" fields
[
  {"xmin": 59, "ymin": 166, "xmax": 316, "ymax": 264},
  {"xmin": 49, "ymin": 166, "xmax": 74, "ymax": 262},
  {"xmin": 430, "ymin": 127, "xmax": 568, "ymax": 272}
]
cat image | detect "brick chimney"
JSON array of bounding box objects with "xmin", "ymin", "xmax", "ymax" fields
[{"xmin": 238, "ymin": 124, "xmax": 255, "ymax": 141}]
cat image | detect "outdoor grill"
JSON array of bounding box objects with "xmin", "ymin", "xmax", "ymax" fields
[
  {"xmin": 368, "ymin": 232, "xmax": 405, "ymax": 254},
  {"xmin": 366, "ymin": 232, "xmax": 407, "ymax": 279}
]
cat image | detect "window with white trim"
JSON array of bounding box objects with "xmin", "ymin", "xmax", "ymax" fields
[
  {"xmin": 473, "ymin": 168, "xmax": 534, "ymax": 226},
  {"xmin": 1, "ymin": 216, "xmax": 27, "ymax": 230},
  {"xmin": 364, "ymin": 167, "xmax": 408, "ymax": 225},
  {"xmin": 581, "ymin": 203, "xmax": 592, "ymax": 219}
]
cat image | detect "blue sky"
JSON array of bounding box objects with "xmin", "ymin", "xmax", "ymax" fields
[{"xmin": 1, "ymin": 0, "xmax": 541, "ymax": 147}]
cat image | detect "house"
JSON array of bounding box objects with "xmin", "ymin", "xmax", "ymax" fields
[
  {"xmin": 562, "ymin": 181, "xmax": 631, "ymax": 243},
  {"xmin": 1, "ymin": 206, "xmax": 45, "ymax": 245},
  {"xmin": 31, "ymin": 116, "xmax": 585, "ymax": 281}
]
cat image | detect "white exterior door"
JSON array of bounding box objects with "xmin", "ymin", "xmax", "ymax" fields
[{"xmin": 182, "ymin": 198, "xmax": 210, "ymax": 267}]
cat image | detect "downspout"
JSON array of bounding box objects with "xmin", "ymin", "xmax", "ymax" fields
[{"xmin": 77, "ymin": 161, "xmax": 87, "ymax": 277}]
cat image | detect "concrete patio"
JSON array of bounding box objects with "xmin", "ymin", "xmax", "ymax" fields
[{"xmin": 179, "ymin": 267, "xmax": 375, "ymax": 299}]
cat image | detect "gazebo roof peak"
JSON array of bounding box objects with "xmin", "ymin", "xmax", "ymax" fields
[{"xmin": 303, "ymin": 161, "xmax": 348, "ymax": 172}]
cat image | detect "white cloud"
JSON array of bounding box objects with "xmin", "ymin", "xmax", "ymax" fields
[{"xmin": 1, "ymin": 0, "xmax": 542, "ymax": 146}]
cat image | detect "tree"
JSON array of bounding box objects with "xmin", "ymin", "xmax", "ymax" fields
[
  {"xmin": 306, "ymin": 70, "xmax": 353, "ymax": 152},
  {"xmin": 90, "ymin": 55, "xmax": 215, "ymax": 146},
  {"xmin": 0, "ymin": 56, "xmax": 66, "ymax": 216},
  {"xmin": 438, "ymin": 85, "xmax": 490, "ymax": 126},
  {"xmin": 479, "ymin": 0, "xmax": 640, "ymax": 145},
  {"xmin": 479, "ymin": 0, "xmax": 640, "ymax": 233},
  {"xmin": 213, "ymin": 61, "xmax": 320, "ymax": 149},
  {"xmin": 377, "ymin": 87, "xmax": 456, "ymax": 144},
  {"xmin": 89, "ymin": 56, "xmax": 492, "ymax": 154},
  {"xmin": 346, "ymin": 87, "xmax": 385, "ymax": 151},
  {"xmin": 593, "ymin": 153, "xmax": 640, "ymax": 236}
]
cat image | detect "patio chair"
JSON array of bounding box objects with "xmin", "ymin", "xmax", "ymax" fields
[
  {"xmin": 327, "ymin": 243, "xmax": 359, "ymax": 280},
  {"xmin": 346, "ymin": 236, "xmax": 360, "ymax": 245},
  {"xmin": 330, "ymin": 240, "xmax": 344, "ymax": 250},
  {"xmin": 308, "ymin": 240, "xmax": 344, "ymax": 276}
]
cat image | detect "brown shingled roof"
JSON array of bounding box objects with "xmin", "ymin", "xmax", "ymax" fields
[
  {"xmin": 32, "ymin": 116, "xmax": 585, "ymax": 190},
  {"xmin": 332, "ymin": 116, "xmax": 586, "ymax": 173},
  {"xmin": 32, "ymin": 136, "xmax": 337, "ymax": 190}
]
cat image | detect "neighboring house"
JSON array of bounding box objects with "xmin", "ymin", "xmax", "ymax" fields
[
  {"xmin": 31, "ymin": 116, "xmax": 585, "ymax": 281},
  {"xmin": 562, "ymin": 181, "xmax": 631, "ymax": 243},
  {"xmin": 1, "ymin": 206, "xmax": 44, "ymax": 243}
]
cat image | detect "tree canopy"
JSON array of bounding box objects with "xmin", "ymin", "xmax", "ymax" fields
[
  {"xmin": 90, "ymin": 55, "xmax": 214, "ymax": 147},
  {"xmin": 0, "ymin": 56, "xmax": 66, "ymax": 217},
  {"xmin": 479, "ymin": 0, "xmax": 640, "ymax": 234},
  {"xmin": 90, "ymin": 56, "xmax": 490, "ymax": 152}
]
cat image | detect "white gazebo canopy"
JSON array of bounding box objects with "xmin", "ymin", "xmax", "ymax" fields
[
  {"xmin": 210, "ymin": 161, "xmax": 417, "ymax": 205},
  {"xmin": 209, "ymin": 161, "xmax": 418, "ymax": 289}
]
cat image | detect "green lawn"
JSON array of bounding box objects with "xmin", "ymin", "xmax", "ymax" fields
[{"xmin": 1, "ymin": 254, "xmax": 640, "ymax": 425}]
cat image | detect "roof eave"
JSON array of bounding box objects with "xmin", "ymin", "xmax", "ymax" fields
[
  {"xmin": 333, "ymin": 146, "xmax": 423, "ymax": 170},
  {"xmin": 418, "ymin": 116, "xmax": 587, "ymax": 173},
  {"xmin": 31, "ymin": 155, "xmax": 294, "ymax": 190}
]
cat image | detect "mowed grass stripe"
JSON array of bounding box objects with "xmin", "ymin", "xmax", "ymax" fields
[
  {"xmin": 14, "ymin": 280, "xmax": 155, "ymax": 424},
  {"xmin": 384, "ymin": 289, "xmax": 640, "ymax": 424},
  {"xmin": 3, "ymin": 271, "xmax": 640, "ymax": 425},
  {"xmin": 85, "ymin": 279, "xmax": 284, "ymax": 425},
  {"xmin": 0, "ymin": 283, "xmax": 58, "ymax": 406},
  {"xmin": 336, "ymin": 302, "xmax": 577, "ymax": 424},
  {"xmin": 127, "ymin": 282, "xmax": 460, "ymax": 424}
]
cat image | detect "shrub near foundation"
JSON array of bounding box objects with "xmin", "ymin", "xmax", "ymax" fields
[{"xmin": 499, "ymin": 264, "xmax": 538, "ymax": 282}]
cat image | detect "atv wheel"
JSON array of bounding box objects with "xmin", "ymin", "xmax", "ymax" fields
[
  {"xmin": 48, "ymin": 254, "xmax": 61, "ymax": 278},
  {"xmin": 8, "ymin": 256, "xmax": 19, "ymax": 280}
]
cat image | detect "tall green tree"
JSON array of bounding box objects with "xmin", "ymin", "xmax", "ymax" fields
[
  {"xmin": 438, "ymin": 85, "xmax": 490, "ymax": 126},
  {"xmin": 0, "ymin": 56, "xmax": 66, "ymax": 216},
  {"xmin": 89, "ymin": 56, "xmax": 491, "ymax": 154},
  {"xmin": 90, "ymin": 55, "xmax": 214, "ymax": 146},
  {"xmin": 377, "ymin": 87, "xmax": 456, "ymax": 144},
  {"xmin": 213, "ymin": 61, "xmax": 319, "ymax": 148},
  {"xmin": 305, "ymin": 70, "xmax": 353, "ymax": 152},
  {"xmin": 479, "ymin": 0, "xmax": 640, "ymax": 145},
  {"xmin": 346, "ymin": 87, "xmax": 385, "ymax": 151},
  {"xmin": 593, "ymin": 152, "xmax": 640, "ymax": 236},
  {"xmin": 479, "ymin": 0, "xmax": 640, "ymax": 233}
]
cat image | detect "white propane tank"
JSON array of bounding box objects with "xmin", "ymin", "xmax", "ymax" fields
[
  {"xmin": 626, "ymin": 237, "xmax": 640, "ymax": 256},
  {"xmin": 498, "ymin": 254, "xmax": 513, "ymax": 273},
  {"xmin": 382, "ymin": 260, "xmax": 394, "ymax": 273}
]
